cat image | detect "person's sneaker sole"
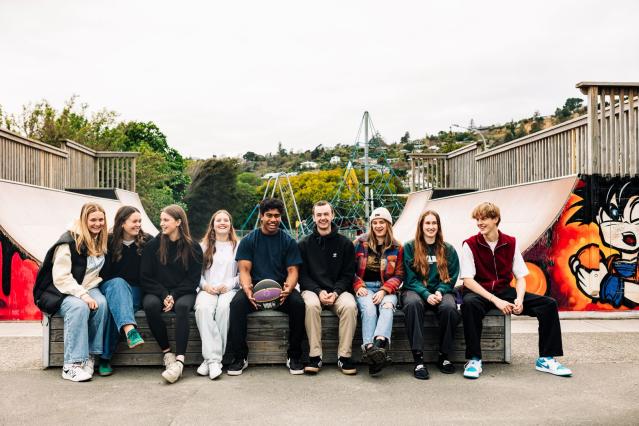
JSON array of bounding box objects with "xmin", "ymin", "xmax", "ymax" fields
[
  {"xmin": 535, "ymin": 365, "xmax": 572, "ymax": 376},
  {"xmin": 304, "ymin": 366, "xmax": 320, "ymax": 374},
  {"xmin": 127, "ymin": 339, "xmax": 144, "ymax": 349},
  {"xmin": 98, "ymin": 369, "xmax": 113, "ymax": 377},
  {"xmin": 340, "ymin": 367, "xmax": 357, "ymax": 375},
  {"xmin": 227, "ymin": 360, "xmax": 248, "ymax": 376},
  {"xmin": 286, "ymin": 359, "xmax": 304, "ymax": 375}
]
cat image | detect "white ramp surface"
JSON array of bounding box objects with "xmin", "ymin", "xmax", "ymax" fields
[
  {"xmin": 0, "ymin": 179, "xmax": 158, "ymax": 263},
  {"xmin": 393, "ymin": 189, "xmax": 433, "ymax": 244},
  {"xmin": 423, "ymin": 175, "xmax": 578, "ymax": 254}
]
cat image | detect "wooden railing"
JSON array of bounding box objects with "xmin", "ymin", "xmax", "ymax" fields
[
  {"xmin": 410, "ymin": 82, "xmax": 639, "ymax": 191},
  {"xmin": 0, "ymin": 129, "xmax": 138, "ymax": 191}
]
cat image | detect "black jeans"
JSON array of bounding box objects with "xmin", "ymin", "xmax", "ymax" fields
[
  {"xmin": 143, "ymin": 293, "xmax": 196, "ymax": 356},
  {"xmin": 402, "ymin": 290, "xmax": 461, "ymax": 356},
  {"xmin": 461, "ymin": 288, "xmax": 563, "ymax": 360},
  {"xmin": 227, "ymin": 289, "xmax": 306, "ymax": 359}
]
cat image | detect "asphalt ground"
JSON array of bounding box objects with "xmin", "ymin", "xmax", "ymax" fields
[{"xmin": 0, "ymin": 320, "xmax": 638, "ymax": 425}]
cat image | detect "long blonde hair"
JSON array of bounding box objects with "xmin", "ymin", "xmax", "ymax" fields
[
  {"xmin": 367, "ymin": 218, "xmax": 397, "ymax": 255},
  {"xmin": 73, "ymin": 203, "xmax": 108, "ymax": 256},
  {"xmin": 201, "ymin": 210, "xmax": 238, "ymax": 271},
  {"xmin": 412, "ymin": 210, "xmax": 450, "ymax": 283}
]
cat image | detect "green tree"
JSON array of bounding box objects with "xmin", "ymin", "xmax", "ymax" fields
[{"xmin": 184, "ymin": 158, "xmax": 243, "ymax": 239}]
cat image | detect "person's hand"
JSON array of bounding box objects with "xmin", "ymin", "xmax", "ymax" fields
[
  {"xmin": 319, "ymin": 290, "xmax": 331, "ymax": 305},
  {"xmin": 372, "ymin": 289, "xmax": 386, "ymax": 305},
  {"xmin": 434, "ymin": 291, "xmax": 443, "ymax": 303},
  {"xmin": 214, "ymin": 285, "xmax": 228, "ymax": 294},
  {"xmin": 326, "ymin": 292, "xmax": 337, "ymax": 306},
  {"xmin": 356, "ymin": 287, "xmax": 368, "ymax": 297},
  {"xmin": 244, "ymin": 286, "xmax": 258, "ymax": 310},
  {"xmin": 81, "ymin": 294, "xmax": 97, "ymax": 310},
  {"xmin": 493, "ymin": 297, "xmax": 515, "ymax": 315},
  {"xmin": 203, "ymin": 284, "xmax": 217, "ymax": 295},
  {"xmin": 280, "ymin": 286, "xmax": 292, "ymax": 304},
  {"xmin": 513, "ymin": 298, "xmax": 524, "ymax": 315},
  {"xmin": 163, "ymin": 295, "xmax": 174, "ymax": 312},
  {"xmin": 427, "ymin": 294, "xmax": 439, "ymax": 306}
]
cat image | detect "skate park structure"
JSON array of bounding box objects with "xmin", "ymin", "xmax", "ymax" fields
[
  {"xmin": 0, "ymin": 81, "xmax": 638, "ymax": 320},
  {"xmin": 405, "ymin": 82, "xmax": 639, "ymax": 312}
]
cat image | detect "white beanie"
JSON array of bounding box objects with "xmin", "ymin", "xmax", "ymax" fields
[{"xmin": 369, "ymin": 207, "xmax": 393, "ymax": 225}]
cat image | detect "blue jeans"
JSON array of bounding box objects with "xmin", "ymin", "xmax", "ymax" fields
[
  {"xmin": 58, "ymin": 287, "xmax": 108, "ymax": 364},
  {"xmin": 100, "ymin": 278, "xmax": 142, "ymax": 360},
  {"xmin": 356, "ymin": 281, "xmax": 397, "ymax": 346}
]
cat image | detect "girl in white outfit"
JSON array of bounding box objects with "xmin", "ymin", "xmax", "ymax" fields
[{"xmin": 195, "ymin": 210, "xmax": 240, "ymax": 379}]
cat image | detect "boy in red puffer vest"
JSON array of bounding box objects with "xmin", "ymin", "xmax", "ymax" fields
[{"xmin": 460, "ymin": 202, "xmax": 571, "ymax": 379}]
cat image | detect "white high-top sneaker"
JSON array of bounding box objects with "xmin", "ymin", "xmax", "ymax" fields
[
  {"xmin": 162, "ymin": 360, "xmax": 184, "ymax": 384},
  {"xmin": 62, "ymin": 363, "xmax": 92, "ymax": 382},
  {"xmin": 82, "ymin": 356, "xmax": 95, "ymax": 377}
]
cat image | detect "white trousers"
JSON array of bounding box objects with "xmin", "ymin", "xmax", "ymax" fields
[{"xmin": 194, "ymin": 289, "xmax": 237, "ymax": 362}]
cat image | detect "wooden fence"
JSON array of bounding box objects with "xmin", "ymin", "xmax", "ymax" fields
[
  {"xmin": 410, "ymin": 82, "xmax": 639, "ymax": 191},
  {"xmin": 0, "ymin": 129, "xmax": 138, "ymax": 191}
]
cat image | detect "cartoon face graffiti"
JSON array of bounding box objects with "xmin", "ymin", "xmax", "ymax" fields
[{"xmin": 569, "ymin": 177, "xmax": 639, "ymax": 308}]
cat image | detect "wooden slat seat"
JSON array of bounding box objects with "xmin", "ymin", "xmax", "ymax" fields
[{"xmin": 44, "ymin": 309, "xmax": 510, "ymax": 367}]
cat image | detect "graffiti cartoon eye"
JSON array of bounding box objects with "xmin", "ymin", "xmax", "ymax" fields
[
  {"xmin": 607, "ymin": 206, "xmax": 621, "ymax": 221},
  {"xmin": 600, "ymin": 208, "xmax": 616, "ymax": 223},
  {"xmin": 630, "ymin": 200, "xmax": 639, "ymax": 223}
]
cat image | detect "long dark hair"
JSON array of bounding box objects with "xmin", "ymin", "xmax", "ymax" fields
[
  {"xmin": 159, "ymin": 204, "xmax": 195, "ymax": 269},
  {"xmin": 412, "ymin": 210, "xmax": 451, "ymax": 283},
  {"xmin": 110, "ymin": 206, "xmax": 147, "ymax": 262},
  {"xmin": 201, "ymin": 210, "xmax": 238, "ymax": 271}
]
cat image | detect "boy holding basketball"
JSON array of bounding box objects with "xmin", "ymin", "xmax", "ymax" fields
[
  {"xmin": 226, "ymin": 198, "xmax": 305, "ymax": 376},
  {"xmin": 299, "ymin": 201, "xmax": 358, "ymax": 375},
  {"xmin": 460, "ymin": 202, "xmax": 571, "ymax": 379}
]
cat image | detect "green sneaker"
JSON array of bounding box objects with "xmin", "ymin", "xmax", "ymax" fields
[
  {"xmin": 126, "ymin": 328, "xmax": 144, "ymax": 349},
  {"xmin": 98, "ymin": 359, "xmax": 113, "ymax": 376}
]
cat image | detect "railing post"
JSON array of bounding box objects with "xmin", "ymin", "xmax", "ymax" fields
[{"xmin": 584, "ymin": 85, "xmax": 601, "ymax": 174}]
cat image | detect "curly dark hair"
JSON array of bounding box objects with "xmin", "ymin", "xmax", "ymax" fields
[{"xmin": 259, "ymin": 198, "xmax": 285, "ymax": 216}]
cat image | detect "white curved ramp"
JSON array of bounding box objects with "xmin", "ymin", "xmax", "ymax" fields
[
  {"xmin": 422, "ymin": 175, "xmax": 578, "ymax": 253},
  {"xmin": 393, "ymin": 189, "xmax": 433, "ymax": 244},
  {"xmin": 0, "ymin": 179, "xmax": 158, "ymax": 263}
]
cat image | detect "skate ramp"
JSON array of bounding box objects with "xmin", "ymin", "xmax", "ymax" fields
[
  {"xmin": 0, "ymin": 179, "xmax": 158, "ymax": 263},
  {"xmin": 413, "ymin": 175, "xmax": 579, "ymax": 253},
  {"xmin": 393, "ymin": 189, "xmax": 433, "ymax": 243}
]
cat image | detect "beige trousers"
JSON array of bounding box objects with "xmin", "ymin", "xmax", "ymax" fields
[{"xmin": 302, "ymin": 290, "xmax": 357, "ymax": 358}]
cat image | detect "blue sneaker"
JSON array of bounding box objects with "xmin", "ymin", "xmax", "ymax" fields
[
  {"xmin": 463, "ymin": 358, "xmax": 482, "ymax": 379},
  {"xmin": 535, "ymin": 357, "xmax": 572, "ymax": 377}
]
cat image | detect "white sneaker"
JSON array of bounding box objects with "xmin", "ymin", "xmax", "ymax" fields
[
  {"xmin": 208, "ymin": 362, "xmax": 222, "ymax": 380},
  {"xmin": 62, "ymin": 363, "xmax": 92, "ymax": 382},
  {"xmin": 163, "ymin": 352, "xmax": 177, "ymax": 368},
  {"xmin": 162, "ymin": 360, "xmax": 184, "ymax": 384},
  {"xmin": 197, "ymin": 360, "xmax": 210, "ymax": 376},
  {"xmin": 463, "ymin": 359, "xmax": 482, "ymax": 379},
  {"xmin": 535, "ymin": 357, "xmax": 572, "ymax": 377},
  {"xmin": 82, "ymin": 357, "xmax": 95, "ymax": 377}
]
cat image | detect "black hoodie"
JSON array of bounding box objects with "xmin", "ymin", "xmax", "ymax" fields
[{"xmin": 298, "ymin": 223, "xmax": 355, "ymax": 295}]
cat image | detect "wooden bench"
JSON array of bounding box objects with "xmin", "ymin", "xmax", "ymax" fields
[{"xmin": 44, "ymin": 309, "xmax": 510, "ymax": 367}]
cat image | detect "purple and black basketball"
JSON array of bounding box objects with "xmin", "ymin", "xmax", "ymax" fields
[{"xmin": 253, "ymin": 279, "xmax": 282, "ymax": 310}]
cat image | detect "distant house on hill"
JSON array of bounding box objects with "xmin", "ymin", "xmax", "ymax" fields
[
  {"xmin": 300, "ymin": 161, "xmax": 319, "ymax": 169},
  {"xmin": 261, "ymin": 172, "xmax": 298, "ymax": 179},
  {"xmin": 330, "ymin": 156, "xmax": 341, "ymax": 165}
]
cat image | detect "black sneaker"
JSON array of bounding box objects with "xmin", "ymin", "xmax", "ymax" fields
[
  {"xmin": 304, "ymin": 356, "xmax": 322, "ymax": 374},
  {"xmin": 367, "ymin": 338, "xmax": 388, "ymax": 366},
  {"xmin": 227, "ymin": 358, "xmax": 248, "ymax": 376},
  {"xmin": 338, "ymin": 356, "xmax": 357, "ymax": 375},
  {"xmin": 437, "ymin": 354, "xmax": 456, "ymax": 374},
  {"xmin": 414, "ymin": 362, "xmax": 430, "ymax": 380},
  {"xmin": 287, "ymin": 357, "xmax": 304, "ymax": 375},
  {"xmin": 369, "ymin": 362, "xmax": 384, "ymax": 375}
]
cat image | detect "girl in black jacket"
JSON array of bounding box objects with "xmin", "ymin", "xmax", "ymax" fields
[{"xmin": 140, "ymin": 204, "xmax": 203, "ymax": 383}]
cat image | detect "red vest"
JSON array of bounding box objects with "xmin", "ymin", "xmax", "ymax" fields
[{"xmin": 464, "ymin": 231, "xmax": 516, "ymax": 294}]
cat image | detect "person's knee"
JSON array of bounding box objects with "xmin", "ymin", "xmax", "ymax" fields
[
  {"xmin": 68, "ymin": 300, "xmax": 90, "ymax": 318},
  {"xmin": 382, "ymin": 302, "xmax": 395, "ymax": 310},
  {"xmin": 143, "ymin": 296, "xmax": 162, "ymax": 312},
  {"xmin": 305, "ymin": 299, "xmax": 321, "ymax": 315},
  {"xmin": 174, "ymin": 300, "xmax": 192, "ymax": 316}
]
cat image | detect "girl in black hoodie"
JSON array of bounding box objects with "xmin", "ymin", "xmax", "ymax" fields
[{"xmin": 140, "ymin": 204, "xmax": 203, "ymax": 383}]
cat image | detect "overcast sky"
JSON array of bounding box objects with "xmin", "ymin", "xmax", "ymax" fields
[{"xmin": 1, "ymin": 0, "xmax": 638, "ymax": 158}]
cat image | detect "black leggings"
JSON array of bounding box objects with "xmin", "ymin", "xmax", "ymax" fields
[{"xmin": 143, "ymin": 293, "xmax": 196, "ymax": 356}]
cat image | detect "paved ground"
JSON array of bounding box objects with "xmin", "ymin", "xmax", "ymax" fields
[{"xmin": 1, "ymin": 319, "xmax": 638, "ymax": 425}]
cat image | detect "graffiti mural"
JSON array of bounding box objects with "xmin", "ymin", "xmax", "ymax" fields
[
  {"xmin": 0, "ymin": 232, "xmax": 41, "ymax": 320},
  {"xmin": 524, "ymin": 175, "xmax": 639, "ymax": 311}
]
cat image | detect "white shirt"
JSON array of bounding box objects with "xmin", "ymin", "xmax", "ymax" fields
[
  {"xmin": 460, "ymin": 239, "xmax": 529, "ymax": 280},
  {"xmin": 200, "ymin": 241, "xmax": 240, "ymax": 291}
]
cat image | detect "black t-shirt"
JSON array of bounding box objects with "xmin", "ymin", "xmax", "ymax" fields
[
  {"xmin": 363, "ymin": 244, "xmax": 383, "ymax": 282},
  {"xmin": 235, "ymin": 229, "xmax": 302, "ymax": 284}
]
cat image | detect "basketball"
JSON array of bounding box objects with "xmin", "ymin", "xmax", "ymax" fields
[{"xmin": 253, "ymin": 279, "xmax": 282, "ymax": 310}]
